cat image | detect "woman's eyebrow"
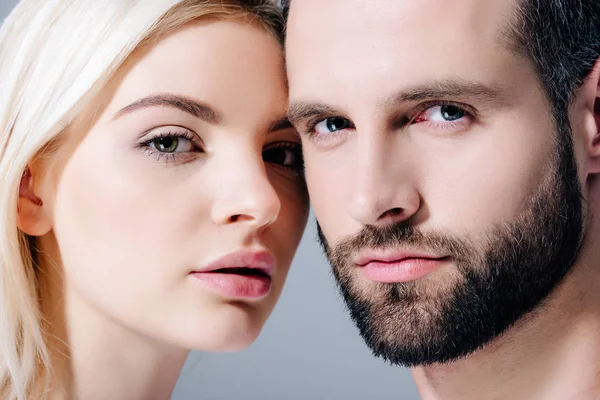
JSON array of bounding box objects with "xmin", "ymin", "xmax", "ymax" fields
[{"xmin": 114, "ymin": 93, "xmax": 223, "ymax": 124}]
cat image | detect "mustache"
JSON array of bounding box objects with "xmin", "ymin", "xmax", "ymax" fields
[{"xmin": 318, "ymin": 221, "xmax": 472, "ymax": 266}]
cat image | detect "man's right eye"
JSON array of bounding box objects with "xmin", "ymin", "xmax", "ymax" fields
[{"xmin": 313, "ymin": 117, "xmax": 353, "ymax": 135}]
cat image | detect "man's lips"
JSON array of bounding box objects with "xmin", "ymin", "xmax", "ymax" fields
[
  {"xmin": 354, "ymin": 251, "xmax": 448, "ymax": 283},
  {"xmin": 354, "ymin": 250, "xmax": 445, "ymax": 266}
]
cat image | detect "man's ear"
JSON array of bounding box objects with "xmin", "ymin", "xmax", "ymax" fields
[
  {"xmin": 584, "ymin": 58, "xmax": 600, "ymax": 173},
  {"xmin": 17, "ymin": 166, "xmax": 52, "ymax": 236},
  {"xmin": 595, "ymin": 75, "xmax": 600, "ymax": 145}
]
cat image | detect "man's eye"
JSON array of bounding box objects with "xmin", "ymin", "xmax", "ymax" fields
[
  {"xmin": 313, "ymin": 117, "xmax": 353, "ymax": 134},
  {"xmin": 414, "ymin": 104, "xmax": 469, "ymax": 123}
]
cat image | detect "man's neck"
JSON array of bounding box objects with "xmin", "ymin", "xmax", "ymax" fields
[{"xmin": 412, "ymin": 239, "xmax": 600, "ymax": 400}]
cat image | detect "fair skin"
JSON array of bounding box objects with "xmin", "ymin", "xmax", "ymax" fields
[
  {"xmin": 286, "ymin": 0, "xmax": 600, "ymax": 399},
  {"xmin": 17, "ymin": 18, "xmax": 308, "ymax": 400}
]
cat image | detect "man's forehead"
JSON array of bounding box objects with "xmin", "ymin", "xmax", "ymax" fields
[
  {"xmin": 285, "ymin": 0, "xmax": 522, "ymax": 98},
  {"xmin": 286, "ymin": 0, "xmax": 518, "ymax": 50}
]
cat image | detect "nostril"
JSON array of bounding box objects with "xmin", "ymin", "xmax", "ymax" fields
[
  {"xmin": 378, "ymin": 207, "xmax": 409, "ymax": 223},
  {"xmin": 385, "ymin": 208, "xmax": 404, "ymax": 218}
]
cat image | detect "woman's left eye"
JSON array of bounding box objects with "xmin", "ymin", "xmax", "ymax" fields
[{"xmin": 263, "ymin": 142, "xmax": 304, "ymax": 173}]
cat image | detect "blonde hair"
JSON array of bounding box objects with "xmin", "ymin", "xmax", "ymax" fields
[{"xmin": 0, "ymin": 1, "xmax": 283, "ymax": 398}]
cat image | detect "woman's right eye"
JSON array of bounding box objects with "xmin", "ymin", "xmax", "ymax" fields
[
  {"xmin": 313, "ymin": 117, "xmax": 353, "ymax": 135},
  {"xmin": 139, "ymin": 128, "xmax": 203, "ymax": 163},
  {"xmin": 148, "ymin": 136, "xmax": 195, "ymax": 153}
]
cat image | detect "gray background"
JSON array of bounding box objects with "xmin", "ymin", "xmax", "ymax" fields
[{"xmin": 0, "ymin": 1, "xmax": 419, "ymax": 398}]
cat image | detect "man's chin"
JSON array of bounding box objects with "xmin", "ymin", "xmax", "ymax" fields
[
  {"xmin": 343, "ymin": 273, "xmax": 561, "ymax": 368},
  {"xmin": 337, "ymin": 268, "xmax": 536, "ymax": 368},
  {"xmin": 344, "ymin": 302, "xmax": 481, "ymax": 367},
  {"xmin": 357, "ymin": 324, "xmax": 493, "ymax": 367}
]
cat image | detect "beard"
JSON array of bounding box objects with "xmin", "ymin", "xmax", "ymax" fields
[{"xmin": 317, "ymin": 133, "xmax": 586, "ymax": 367}]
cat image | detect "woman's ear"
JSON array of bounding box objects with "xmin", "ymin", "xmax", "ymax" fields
[{"xmin": 17, "ymin": 166, "xmax": 52, "ymax": 236}]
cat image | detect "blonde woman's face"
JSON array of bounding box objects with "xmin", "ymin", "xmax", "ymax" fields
[{"xmin": 31, "ymin": 19, "xmax": 308, "ymax": 351}]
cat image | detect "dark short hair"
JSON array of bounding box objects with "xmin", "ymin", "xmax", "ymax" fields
[
  {"xmin": 510, "ymin": 0, "xmax": 600, "ymax": 134},
  {"xmin": 281, "ymin": 0, "xmax": 291, "ymax": 20},
  {"xmin": 282, "ymin": 0, "xmax": 600, "ymax": 136}
]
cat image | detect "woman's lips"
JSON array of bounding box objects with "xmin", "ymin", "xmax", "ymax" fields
[
  {"xmin": 190, "ymin": 250, "xmax": 275, "ymax": 299},
  {"xmin": 190, "ymin": 271, "xmax": 271, "ymax": 299}
]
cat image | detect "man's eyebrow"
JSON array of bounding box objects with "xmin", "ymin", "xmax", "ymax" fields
[
  {"xmin": 287, "ymin": 102, "xmax": 340, "ymax": 126},
  {"xmin": 114, "ymin": 93, "xmax": 222, "ymax": 124},
  {"xmin": 287, "ymin": 81, "xmax": 508, "ymax": 126},
  {"xmin": 388, "ymin": 80, "xmax": 509, "ymax": 106}
]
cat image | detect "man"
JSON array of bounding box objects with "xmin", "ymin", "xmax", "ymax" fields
[{"xmin": 283, "ymin": 0, "xmax": 600, "ymax": 398}]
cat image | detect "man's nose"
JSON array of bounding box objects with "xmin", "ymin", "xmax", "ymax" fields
[{"xmin": 348, "ymin": 131, "xmax": 420, "ymax": 227}]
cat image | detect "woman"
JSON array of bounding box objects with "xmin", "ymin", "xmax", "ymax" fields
[{"xmin": 0, "ymin": 0, "xmax": 309, "ymax": 398}]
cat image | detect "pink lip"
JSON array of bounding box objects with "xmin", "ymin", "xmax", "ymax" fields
[
  {"xmin": 355, "ymin": 250, "xmax": 447, "ymax": 283},
  {"xmin": 196, "ymin": 250, "xmax": 275, "ymax": 275},
  {"xmin": 190, "ymin": 250, "xmax": 275, "ymax": 299}
]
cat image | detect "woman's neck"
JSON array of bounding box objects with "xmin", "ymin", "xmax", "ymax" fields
[{"xmin": 38, "ymin": 235, "xmax": 189, "ymax": 400}]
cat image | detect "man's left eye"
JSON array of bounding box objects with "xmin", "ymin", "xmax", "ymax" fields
[{"xmin": 418, "ymin": 105, "xmax": 468, "ymax": 123}]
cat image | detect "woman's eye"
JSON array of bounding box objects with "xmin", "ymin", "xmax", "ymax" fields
[
  {"xmin": 149, "ymin": 136, "xmax": 195, "ymax": 153},
  {"xmin": 415, "ymin": 104, "xmax": 469, "ymax": 123},
  {"xmin": 263, "ymin": 143, "xmax": 304, "ymax": 172},
  {"xmin": 313, "ymin": 117, "xmax": 353, "ymax": 135},
  {"xmin": 139, "ymin": 128, "xmax": 203, "ymax": 164}
]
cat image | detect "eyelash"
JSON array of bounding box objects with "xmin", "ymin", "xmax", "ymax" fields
[
  {"xmin": 409, "ymin": 100, "xmax": 476, "ymax": 128},
  {"xmin": 303, "ymin": 117, "xmax": 354, "ymax": 143},
  {"xmin": 263, "ymin": 141, "xmax": 305, "ymax": 174},
  {"xmin": 139, "ymin": 130, "xmax": 304, "ymax": 174},
  {"xmin": 302, "ymin": 100, "xmax": 477, "ymax": 141},
  {"xmin": 139, "ymin": 130, "xmax": 202, "ymax": 163}
]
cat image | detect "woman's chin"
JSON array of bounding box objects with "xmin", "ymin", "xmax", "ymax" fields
[
  {"xmin": 184, "ymin": 327, "xmax": 263, "ymax": 353},
  {"xmin": 169, "ymin": 314, "xmax": 267, "ymax": 353}
]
